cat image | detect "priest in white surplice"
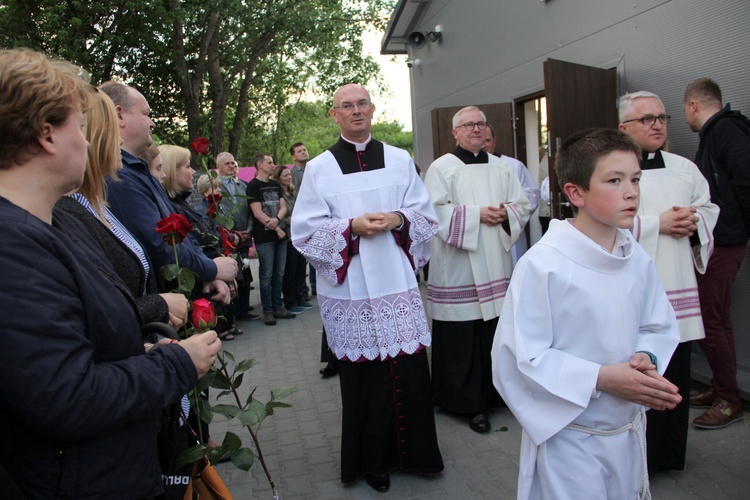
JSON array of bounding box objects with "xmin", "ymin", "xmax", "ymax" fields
[
  {"xmin": 619, "ymin": 91, "xmax": 719, "ymax": 473},
  {"xmin": 291, "ymin": 84, "xmax": 443, "ymax": 492},
  {"xmin": 425, "ymin": 106, "xmax": 530, "ymax": 434}
]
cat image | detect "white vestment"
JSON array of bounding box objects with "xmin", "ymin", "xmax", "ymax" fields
[
  {"xmin": 425, "ymin": 153, "xmax": 530, "ymax": 321},
  {"xmin": 498, "ymin": 155, "xmax": 540, "ymax": 265},
  {"xmin": 291, "ymin": 144, "xmax": 438, "ymax": 361},
  {"xmin": 492, "ymin": 219, "xmax": 679, "ymax": 500},
  {"xmin": 633, "ymin": 151, "xmax": 719, "ymax": 342}
]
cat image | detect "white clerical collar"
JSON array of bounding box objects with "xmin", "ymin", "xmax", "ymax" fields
[
  {"xmin": 341, "ymin": 134, "xmax": 372, "ymax": 151},
  {"xmin": 566, "ymin": 219, "xmax": 630, "ymax": 255},
  {"xmin": 647, "ymin": 152, "xmax": 656, "ymax": 160}
]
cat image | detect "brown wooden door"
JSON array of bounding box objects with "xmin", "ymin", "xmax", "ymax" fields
[
  {"xmin": 430, "ymin": 103, "xmax": 513, "ymax": 161},
  {"xmin": 544, "ymin": 58, "xmax": 618, "ymax": 218}
]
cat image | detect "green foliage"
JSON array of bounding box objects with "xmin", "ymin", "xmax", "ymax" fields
[
  {"xmin": 0, "ymin": 0, "xmax": 401, "ymax": 160},
  {"xmin": 174, "ymin": 350, "xmax": 297, "ymax": 483}
]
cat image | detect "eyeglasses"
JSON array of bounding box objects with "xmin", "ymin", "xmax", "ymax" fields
[
  {"xmin": 332, "ymin": 100, "xmax": 372, "ymax": 111},
  {"xmin": 621, "ymin": 114, "xmax": 671, "ymax": 126},
  {"xmin": 455, "ymin": 121, "xmax": 488, "ymax": 131}
]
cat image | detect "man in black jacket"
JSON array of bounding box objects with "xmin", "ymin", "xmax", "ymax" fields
[{"xmin": 683, "ymin": 77, "xmax": 750, "ymax": 429}]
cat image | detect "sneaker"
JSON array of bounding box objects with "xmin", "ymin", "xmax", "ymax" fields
[
  {"xmin": 262, "ymin": 311, "xmax": 276, "ymax": 325},
  {"xmin": 298, "ymin": 301, "xmax": 314, "ymax": 310},
  {"xmin": 287, "ymin": 305, "xmax": 304, "ymax": 315},
  {"xmin": 273, "ymin": 307, "xmax": 297, "ymax": 319}
]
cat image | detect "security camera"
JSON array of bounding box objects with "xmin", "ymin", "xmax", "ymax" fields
[
  {"xmin": 406, "ymin": 59, "xmax": 421, "ymax": 68},
  {"xmin": 407, "ymin": 31, "xmax": 426, "ymax": 48}
]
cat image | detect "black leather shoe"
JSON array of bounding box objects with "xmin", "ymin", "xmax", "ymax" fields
[
  {"xmin": 469, "ymin": 413, "xmax": 491, "ymax": 433},
  {"xmin": 364, "ymin": 473, "xmax": 390, "ymax": 493},
  {"xmin": 319, "ymin": 361, "xmax": 337, "ymax": 378}
]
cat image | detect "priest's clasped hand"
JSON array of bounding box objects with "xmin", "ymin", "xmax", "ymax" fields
[
  {"xmin": 659, "ymin": 205, "xmax": 699, "ymax": 238},
  {"xmin": 480, "ymin": 204, "xmax": 508, "ymax": 226},
  {"xmin": 352, "ymin": 212, "xmax": 403, "ymax": 237}
]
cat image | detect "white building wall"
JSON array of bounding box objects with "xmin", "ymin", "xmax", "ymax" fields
[
  {"xmin": 406, "ymin": 0, "xmax": 750, "ymax": 169},
  {"xmin": 398, "ymin": 0, "xmax": 750, "ymax": 396}
]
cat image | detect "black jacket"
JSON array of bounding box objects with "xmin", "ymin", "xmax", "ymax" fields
[
  {"xmin": 0, "ymin": 198, "xmax": 196, "ymax": 499},
  {"xmin": 694, "ymin": 104, "xmax": 750, "ymax": 246},
  {"xmin": 54, "ymin": 196, "xmax": 169, "ymax": 325}
]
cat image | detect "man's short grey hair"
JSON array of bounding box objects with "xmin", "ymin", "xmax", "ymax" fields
[
  {"xmin": 215, "ymin": 152, "xmax": 233, "ymax": 165},
  {"xmin": 617, "ymin": 91, "xmax": 664, "ymax": 122},
  {"xmin": 99, "ymin": 81, "xmax": 135, "ymax": 110},
  {"xmin": 452, "ymin": 106, "xmax": 487, "ymax": 128}
]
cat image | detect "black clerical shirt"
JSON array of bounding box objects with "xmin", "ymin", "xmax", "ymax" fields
[
  {"xmin": 451, "ymin": 145, "xmax": 488, "ymax": 165},
  {"xmin": 329, "ymin": 137, "xmax": 386, "ymax": 175}
]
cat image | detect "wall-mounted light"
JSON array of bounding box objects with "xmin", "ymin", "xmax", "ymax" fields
[
  {"xmin": 407, "ymin": 25, "xmax": 443, "ymax": 48},
  {"xmin": 427, "ymin": 25, "xmax": 443, "ymax": 43}
]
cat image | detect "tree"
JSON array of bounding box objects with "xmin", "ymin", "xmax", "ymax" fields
[{"xmin": 0, "ymin": 0, "xmax": 398, "ymax": 157}]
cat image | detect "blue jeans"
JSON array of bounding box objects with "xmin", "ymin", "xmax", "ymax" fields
[
  {"xmin": 256, "ymin": 240, "xmax": 287, "ymax": 312},
  {"xmin": 309, "ymin": 260, "xmax": 317, "ymax": 291}
]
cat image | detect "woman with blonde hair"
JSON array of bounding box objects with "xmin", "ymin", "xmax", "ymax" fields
[
  {"xmin": 54, "ymin": 88, "xmax": 188, "ymax": 327},
  {"xmin": 161, "ymin": 146, "xmax": 241, "ymax": 341},
  {"xmin": 0, "ymin": 48, "xmax": 220, "ymax": 499},
  {"xmin": 160, "ymin": 144, "xmax": 194, "ymax": 197}
]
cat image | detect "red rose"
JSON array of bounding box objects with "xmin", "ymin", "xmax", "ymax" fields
[
  {"xmin": 189, "ymin": 137, "xmax": 211, "ymax": 156},
  {"xmin": 204, "ymin": 193, "xmax": 223, "ymax": 219},
  {"xmin": 191, "ymin": 298, "xmax": 217, "ymax": 331},
  {"xmin": 155, "ymin": 213, "xmax": 193, "ymax": 245}
]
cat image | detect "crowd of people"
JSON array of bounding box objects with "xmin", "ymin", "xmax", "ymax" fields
[{"xmin": 1, "ymin": 46, "xmax": 748, "ymax": 500}]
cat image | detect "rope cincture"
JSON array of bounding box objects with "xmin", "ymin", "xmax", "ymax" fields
[{"xmin": 565, "ymin": 408, "xmax": 650, "ymax": 500}]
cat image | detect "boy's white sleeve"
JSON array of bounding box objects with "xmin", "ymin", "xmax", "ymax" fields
[{"xmin": 491, "ymin": 253, "xmax": 600, "ymax": 446}]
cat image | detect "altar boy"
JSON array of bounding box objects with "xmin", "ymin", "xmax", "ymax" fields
[{"xmin": 491, "ymin": 128, "xmax": 681, "ymax": 500}]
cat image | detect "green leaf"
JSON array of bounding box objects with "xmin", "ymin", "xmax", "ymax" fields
[
  {"xmin": 176, "ymin": 444, "xmax": 206, "ymax": 470},
  {"xmin": 236, "ymin": 359, "xmax": 258, "ymax": 373},
  {"xmin": 222, "ymin": 350, "xmax": 235, "ymax": 364},
  {"xmin": 232, "ymin": 373, "xmax": 244, "ymax": 389},
  {"xmin": 215, "ymin": 390, "xmax": 233, "ymax": 400},
  {"xmin": 198, "ymin": 397, "xmax": 213, "ymax": 424},
  {"xmin": 237, "ymin": 399, "xmax": 267, "ymax": 426},
  {"xmin": 265, "ymin": 401, "xmax": 292, "ymax": 416},
  {"xmin": 211, "ymin": 370, "xmax": 231, "ymax": 390},
  {"xmin": 222, "ymin": 431, "xmax": 242, "ymax": 451},
  {"xmin": 236, "ymin": 407, "xmax": 259, "ymax": 427},
  {"xmin": 177, "ymin": 268, "xmax": 195, "ymax": 295},
  {"xmin": 207, "ymin": 446, "xmax": 226, "ymax": 465},
  {"xmin": 211, "ymin": 404, "xmax": 240, "ymax": 419},
  {"xmin": 195, "ymin": 369, "xmax": 216, "ymax": 393},
  {"xmin": 230, "ymin": 447, "xmax": 255, "ymax": 471},
  {"xmin": 271, "ymin": 385, "xmax": 298, "ymax": 400},
  {"xmin": 160, "ymin": 263, "xmax": 180, "ymax": 281}
]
